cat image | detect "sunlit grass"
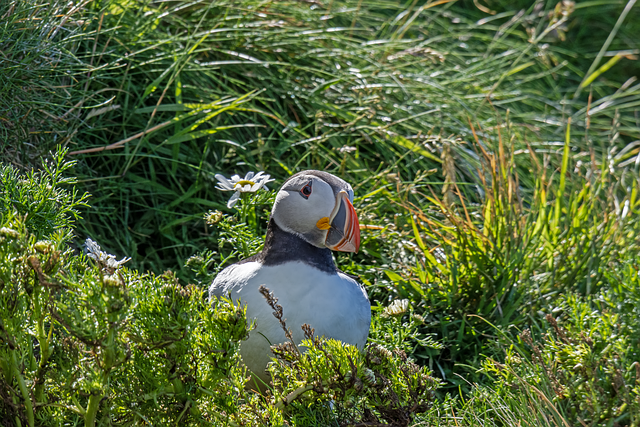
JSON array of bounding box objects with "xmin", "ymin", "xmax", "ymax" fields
[
  {"xmin": 1, "ymin": 0, "xmax": 640, "ymax": 425},
  {"xmin": 3, "ymin": 0, "xmax": 638, "ymax": 275}
]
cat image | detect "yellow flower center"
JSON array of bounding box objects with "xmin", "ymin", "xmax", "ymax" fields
[{"xmin": 234, "ymin": 180, "xmax": 256, "ymax": 189}]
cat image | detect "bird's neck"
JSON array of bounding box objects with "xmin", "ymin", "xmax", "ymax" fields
[{"xmin": 260, "ymin": 218, "xmax": 337, "ymax": 274}]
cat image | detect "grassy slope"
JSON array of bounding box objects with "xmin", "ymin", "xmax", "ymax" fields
[
  {"xmin": 3, "ymin": 0, "xmax": 637, "ymax": 273},
  {"xmin": 1, "ymin": 0, "xmax": 640, "ymax": 425}
]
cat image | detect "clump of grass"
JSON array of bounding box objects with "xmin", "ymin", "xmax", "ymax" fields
[
  {"xmin": 0, "ymin": 0, "xmax": 111, "ymax": 163},
  {"xmin": 4, "ymin": 0, "xmax": 637, "ymax": 277},
  {"xmin": 482, "ymin": 254, "xmax": 640, "ymax": 426},
  {"xmin": 376, "ymin": 117, "xmax": 639, "ymax": 388},
  {"xmin": 457, "ymin": 0, "xmax": 640, "ymax": 88}
]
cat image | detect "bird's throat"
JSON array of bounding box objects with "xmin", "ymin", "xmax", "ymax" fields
[{"xmin": 260, "ymin": 219, "xmax": 337, "ymax": 274}]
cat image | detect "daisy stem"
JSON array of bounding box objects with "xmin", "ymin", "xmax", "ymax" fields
[
  {"xmin": 249, "ymin": 200, "xmax": 257, "ymax": 231},
  {"xmin": 254, "ymin": 203, "xmax": 259, "ymax": 234},
  {"xmin": 240, "ymin": 192, "xmax": 250, "ymax": 227},
  {"xmin": 239, "ymin": 192, "xmax": 259, "ymax": 232}
]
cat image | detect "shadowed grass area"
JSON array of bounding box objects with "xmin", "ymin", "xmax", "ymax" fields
[{"xmin": 7, "ymin": 0, "xmax": 631, "ymax": 277}]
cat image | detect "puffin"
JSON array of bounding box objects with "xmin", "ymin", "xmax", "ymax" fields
[{"xmin": 209, "ymin": 170, "xmax": 371, "ymax": 385}]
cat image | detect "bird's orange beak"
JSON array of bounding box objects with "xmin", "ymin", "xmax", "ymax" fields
[{"xmin": 325, "ymin": 190, "xmax": 360, "ymax": 253}]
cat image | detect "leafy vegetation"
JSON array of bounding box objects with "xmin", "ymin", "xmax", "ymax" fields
[
  {"xmin": 0, "ymin": 156, "xmax": 444, "ymax": 426},
  {"xmin": 0, "ymin": 150, "xmax": 88, "ymax": 241},
  {"xmin": 389, "ymin": 121, "xmax": 639, "ymax": 384},
  {"xmin": 2, "ymin": 0, "xmax": 640, "ymax": 425}
]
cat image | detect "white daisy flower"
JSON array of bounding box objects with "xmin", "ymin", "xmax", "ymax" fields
[
  {"xmin": 84, "ymin": 238, "xmax": 131, "ymax": 269},
  {"xmin": 383, "ymin": 298, "xmax": 409, "ymax": 317},
  {"xmin": 215, "ymin": 171, "xmax": 275, "ymax": 208}
]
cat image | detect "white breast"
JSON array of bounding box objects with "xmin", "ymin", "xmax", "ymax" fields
[{"xmin": 210, "ymin": 261, "xmax": 371, "ymax": 382}]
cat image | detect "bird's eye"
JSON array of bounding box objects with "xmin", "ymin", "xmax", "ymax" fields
[{"xmin": 300, "ymin": 181, "xmax": 312, "ymax": 199}]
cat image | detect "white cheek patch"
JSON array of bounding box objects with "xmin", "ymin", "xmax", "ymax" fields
[
  {"xmin": 272, "ymin": 178, "xmax": 335, "ymax": 239},
  {"xmin": 303, "ymin": 181, "xmax": 334, "ymax": 221},
  {"xmin": 272, "ymin": 191, "xmax": 297, "ymax": 235}
]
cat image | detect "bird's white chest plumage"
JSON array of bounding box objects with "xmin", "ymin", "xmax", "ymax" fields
[{"xmin": 210, "ymin": 261, "xmax": 371, "ymax": 381}]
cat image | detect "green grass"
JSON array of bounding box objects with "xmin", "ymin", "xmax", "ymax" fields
[
  {"xmin": 1, "ymin": 0, "xmax": 640, "ymax": 425},
  {"xmin": 3, "ymin": 0, "xmax": 638, "ymax": 274}
]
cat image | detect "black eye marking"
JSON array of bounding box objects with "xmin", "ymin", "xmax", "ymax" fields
[{"xmin": 300, "ymin": 181, "xmax": 312, "ymax": 199}]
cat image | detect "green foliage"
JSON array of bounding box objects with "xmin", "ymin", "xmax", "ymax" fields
[
  {"xmin": 376, "ymin": 120, "xmax": 640, "ymax": 388},
  {"xmin": 3, "ymin": 0, "xmax": 640, "ymax": 425},
  {"xmin": 483, "ymin": 256, "xmax": 640, "ymax": 427},
  {"xmin": 0, "ymin": 218, "xmax": 256, "ymax": 426},
  {"xmin": 0, "ymin": 158, "xmax": 253, "ymax": 426},
  {"xmin": 268, "ymin": 329, "xmax": 441, "ymax": 427},
  {"xmin": 418, "ymin": 384, "xmax": 571, "ymax": 427},
  {"xmin": 211, "ymin": 189, "xmax": 276, "ymax": 263},
  {"xmin": 368, "ymin": 302, "xmax": 444, "ymax": 364},
  {"xmin": 0, "ymin": 147, "xmax": 88, "ymax": 241},
  {"xmin": 184, "ymin": 249, "xmax": 219, "ymax": 288}
]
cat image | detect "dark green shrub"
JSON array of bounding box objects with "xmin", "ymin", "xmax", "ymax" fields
[
  {"xmin": 262, "ymin": 288, "xmax": 443, "ymax": 427},
  {"xmin": 0, "ymin": 149, "xmax": 88, "ymax": 241}
]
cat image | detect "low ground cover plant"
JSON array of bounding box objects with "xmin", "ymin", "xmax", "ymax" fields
[
  {"xmin": 0, "ymin": 153, "xmax": 248, "ymax": 426},
  {"xmin": 2, "ymin": 142, "xmax": 638, "ymax": 426},
  {"xmin": 0, "ymin": 152, "xmax": 445, "ymax": 426}
]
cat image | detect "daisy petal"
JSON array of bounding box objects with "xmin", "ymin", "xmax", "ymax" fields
[
  {"xmin": 215, "ymin": 174, "xmax": 234, "ymax": 190},
  {"xmin": 227, "ymin": 192, "xmax": 241, "ymax": 208},
  {"xmin": 245, "ymin": 171, "xmax": 255, "ymax": 180}
]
